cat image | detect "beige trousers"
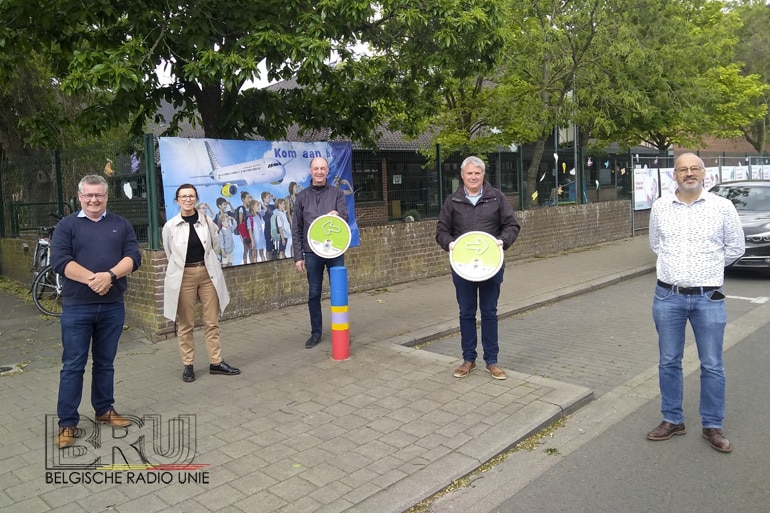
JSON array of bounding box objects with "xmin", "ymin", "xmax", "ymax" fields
[{"xmin": 176, "ymin": 266, "xmax": 222, "ymax": 366}]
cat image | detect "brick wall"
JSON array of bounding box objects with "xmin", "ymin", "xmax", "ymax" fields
[
  {"xmin": 1, "ymin": 200, "xmax": 638, "ymax": 341},
  {"xmin": 355, "ymin": 201, "xmax": 389, "ymax": 226}
]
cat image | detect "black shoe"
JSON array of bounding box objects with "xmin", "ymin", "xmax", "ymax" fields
[
  {"xmin": 209, "ymin": 361, "xmax": 240, "ymax": 375},
  {"xmin": 182, "ymin": 364, "xmax": 195, "ymax": 383},
  {"xmin": 305, "ymin": 334, "xmax": 321, "ymax": 349}
]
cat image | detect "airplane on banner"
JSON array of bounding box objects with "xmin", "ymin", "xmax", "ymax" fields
[{"xmin": 204, "ymin": 141, "xmax": 286, "ymax": 186}]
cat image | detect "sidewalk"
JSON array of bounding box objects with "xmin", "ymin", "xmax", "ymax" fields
[{"xmin": 0, "ymin": 235, "xmax": 655, "ymax": 513}]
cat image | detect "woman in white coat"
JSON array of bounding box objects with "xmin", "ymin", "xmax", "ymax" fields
[{"xmin": 162, "ymin": 184, "xmax": 240, "ymax": 382}]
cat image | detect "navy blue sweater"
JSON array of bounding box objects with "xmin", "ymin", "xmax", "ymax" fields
[{"xmin": 50, "ymin": 211, "xmax": 142, "ymax": 305}]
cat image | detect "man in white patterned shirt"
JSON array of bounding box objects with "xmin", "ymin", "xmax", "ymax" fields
[{"xmin": 646, "ymin": 152, "xmax": 745, "ymax": 453}]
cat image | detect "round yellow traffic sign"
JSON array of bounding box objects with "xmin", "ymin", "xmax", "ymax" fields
[
  {"xmin": 307, "ymin": 214, "xmax": 352, "ymax": 258},
  {"xmin": 449, "ymin": 231, "xmax": 504, "ymax": 281}
]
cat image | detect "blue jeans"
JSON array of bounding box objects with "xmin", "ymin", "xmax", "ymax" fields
[
  {"xmin": 452, "ymin": 268, "xmax": 504, "ymax": 366},
  {"xmin": 304, "ymin": 252, "xmax": 344, "ymax": 337},
  {"xmin": 652, "ymin": 284, "xmax": 727, "ymax": 428},
  {"xmin": 57, "ymin": 302, "xmax": 126, "ymax": 427}
]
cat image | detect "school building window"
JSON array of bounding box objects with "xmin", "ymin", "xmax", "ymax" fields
[{"xmin": 352, "ymin": 157, "xmax": 383, "ymax": 202}]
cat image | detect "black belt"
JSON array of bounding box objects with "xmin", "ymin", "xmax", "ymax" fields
[
  {"xmin": 657, "ymin": 280, "xmax": 720, "ymax": 295},
  {"xmin": 185, "ymin": 261, "xmax": 206, "ymax": 268}
]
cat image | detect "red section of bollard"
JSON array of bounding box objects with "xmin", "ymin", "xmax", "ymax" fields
[{"xmin": 331, "ymin": 329, "xmax": 350, "ymax": 361}]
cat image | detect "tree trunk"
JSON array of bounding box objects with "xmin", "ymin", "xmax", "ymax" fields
[
  {"xmin": 196, "ymin": 83, "xmax": 227, "ymax": 139},
  {"xmin": 526, "ymin": 137, "xmax": 547, "ymax": 208}
]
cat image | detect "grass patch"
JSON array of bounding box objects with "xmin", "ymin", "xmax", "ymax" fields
[
  {"xmin": 0, "ymin": 276, "xmax": 32, "ymax": 303},
  {"xmin": 403, "ymin": 416, "xmax": 569, "ymax": 513}
]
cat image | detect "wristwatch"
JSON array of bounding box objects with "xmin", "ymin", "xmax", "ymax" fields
[{"xmin": 108, "ymin": 270, "xmax": 117, "ymax": 283}]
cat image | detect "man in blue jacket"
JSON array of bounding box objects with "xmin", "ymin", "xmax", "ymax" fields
[{"xmin": 50, "ymin": 174, "xmax": 142, "ymax": 448}]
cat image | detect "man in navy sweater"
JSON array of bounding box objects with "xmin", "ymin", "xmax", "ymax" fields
[{"xmin": 50, "ymin": 174, "xmax": 142, "ymax": 448}]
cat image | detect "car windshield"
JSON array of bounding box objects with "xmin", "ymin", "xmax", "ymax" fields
[{"xmin": 711, "ymin": 185, "xmax": 770, "ymax": 211}]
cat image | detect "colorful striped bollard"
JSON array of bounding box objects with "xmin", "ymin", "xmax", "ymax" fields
[{"xmin": 330, "ymin": 266, "xmax": 350, "ymax": 360}]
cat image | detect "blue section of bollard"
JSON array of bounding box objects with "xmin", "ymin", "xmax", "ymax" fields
[{"xmin": 330, "ymin": 266, "xmax": 349, "ymax": 306}]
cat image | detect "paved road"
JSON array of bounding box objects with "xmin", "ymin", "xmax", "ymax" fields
[
  {"xmin": 426, "ymin": 270, "xmax": 770, "ymax": 513},
  {"xmin": 489, "ymin": 324, "xmax": 770, "ymax": 513}
]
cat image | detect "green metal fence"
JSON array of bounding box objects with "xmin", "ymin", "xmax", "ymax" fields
[
  {"xmin": 1, "ymin": 135, "xmax": 162, "ymax": 248},
  {"xmin": 3, "ymin": 135, "xmax": 768, "ymax": 243}
]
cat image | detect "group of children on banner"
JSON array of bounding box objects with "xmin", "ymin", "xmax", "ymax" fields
[{"xmin": 196, "ymin": 182, "xmax": 302, "ymax": 266}]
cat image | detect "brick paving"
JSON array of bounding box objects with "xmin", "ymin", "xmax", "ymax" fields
[{"xmin": 425, "ymin": 273, "xmax": 659, "ymax": 399}]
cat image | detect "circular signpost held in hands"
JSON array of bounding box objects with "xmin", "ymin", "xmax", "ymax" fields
[
  {"xmin": 307, "ymin": 214, "xmax": 352, "ymax": 258},
  {"xmin": 449, "ymin": 231, "xmax": 504, "ymax": 282}
]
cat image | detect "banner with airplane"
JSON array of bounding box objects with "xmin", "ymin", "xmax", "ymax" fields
[{"xmin": 158, "ymin": 137, "xmax": 359, "ymax": 267}]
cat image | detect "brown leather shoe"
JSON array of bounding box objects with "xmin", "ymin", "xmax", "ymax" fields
[
  {"xmin": 646, "ymin": 421, "xmax": 686, "ymax": 440},
  {"xmin": 453, "ymin": 361, "xmax": 476, "ymax": 378},
  {"xmin": 56, "ymin": 426, "xmax": 77, "ymax": 448},
  {"xmin": 486, "ymin": 364, "xmax": 507, "ymax": 380},
  {"xmin": 702, "ymin": 428, "xmax": 732, "ymax": 453},
  {"xmin": 96, "ymin": 409, "xmax": 131, "ymax": 427}
]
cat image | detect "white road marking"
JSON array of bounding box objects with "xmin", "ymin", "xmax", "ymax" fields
[{"xmin": 726, "ymin": 295, "xmax": 769, "ymax": 304}]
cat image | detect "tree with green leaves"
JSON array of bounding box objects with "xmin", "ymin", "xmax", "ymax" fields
[
  {"xmin": 410, "ymin": 0, "xmax": 765, "ymax": 207},
  {"xmin": 0, "ymin": 54, "xmax": 80, "ymax": 155},
  {"xmin": 0, "ymin": 51, "xmax": 138, "ymax": 204},
  {"xmin": 732, "ymin": 0, "xmax": 770, "ymax": 153},
  {"xmin": 376, "ymin": 0, "xmax": 616, "ymax": 204},
  {"xmin": 591, "ymin": 0, "xmax": 766, "ymax": 153},
  {"xmin": 491, "ymin": 0, "xmax": 617, "ymax": 206},
  {"xmin": 370, "ymin": 1, "xmax": 508, "ymax": 159},
  {"xmin": 0, "ymin": 0, "xmax": 506, "ymax": 150}
]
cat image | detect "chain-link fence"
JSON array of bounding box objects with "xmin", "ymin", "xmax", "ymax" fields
[
  {"xmin": 3, "ymin": 138, "xmax": 768, "ymax": 241},
  {"xmin": 0, "ymin": 138, "xmax": 159, "ymax": 243}
]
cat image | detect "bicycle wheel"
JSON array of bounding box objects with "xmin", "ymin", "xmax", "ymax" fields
[{"xmin": 31, "ymin": 266, "xmax": 63, "ymax": 317}]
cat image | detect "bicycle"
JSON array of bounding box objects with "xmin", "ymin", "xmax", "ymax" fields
[{"xmin": 30, "ymin": 214, "xmax": 63, "ymax": 317}]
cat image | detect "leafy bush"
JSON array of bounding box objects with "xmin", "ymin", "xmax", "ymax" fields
[{"xmin": 403, "ymin": 209, "xmax": 421, "ymax": 222}]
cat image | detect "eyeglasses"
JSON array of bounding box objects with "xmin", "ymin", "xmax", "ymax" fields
[
  {"xmin": 675, "ymin": 166, "xmax": 703, "ymax": 175},
  {"xmin": 80, "ymin": 193, "xmax": 107, "ymax": 200},
  {"xmin": 177, "ymin": 195, "xmax": 197, "ymax": 201}
]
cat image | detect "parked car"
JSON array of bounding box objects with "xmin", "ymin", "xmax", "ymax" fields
[{"xmin": 710, "ymin": 180, "xmax": 770, "ymax": 272}]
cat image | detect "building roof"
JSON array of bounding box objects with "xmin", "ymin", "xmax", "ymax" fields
[{"xmin": 278, "ymin": 125, "xmax": 434, "ymax": 152}]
